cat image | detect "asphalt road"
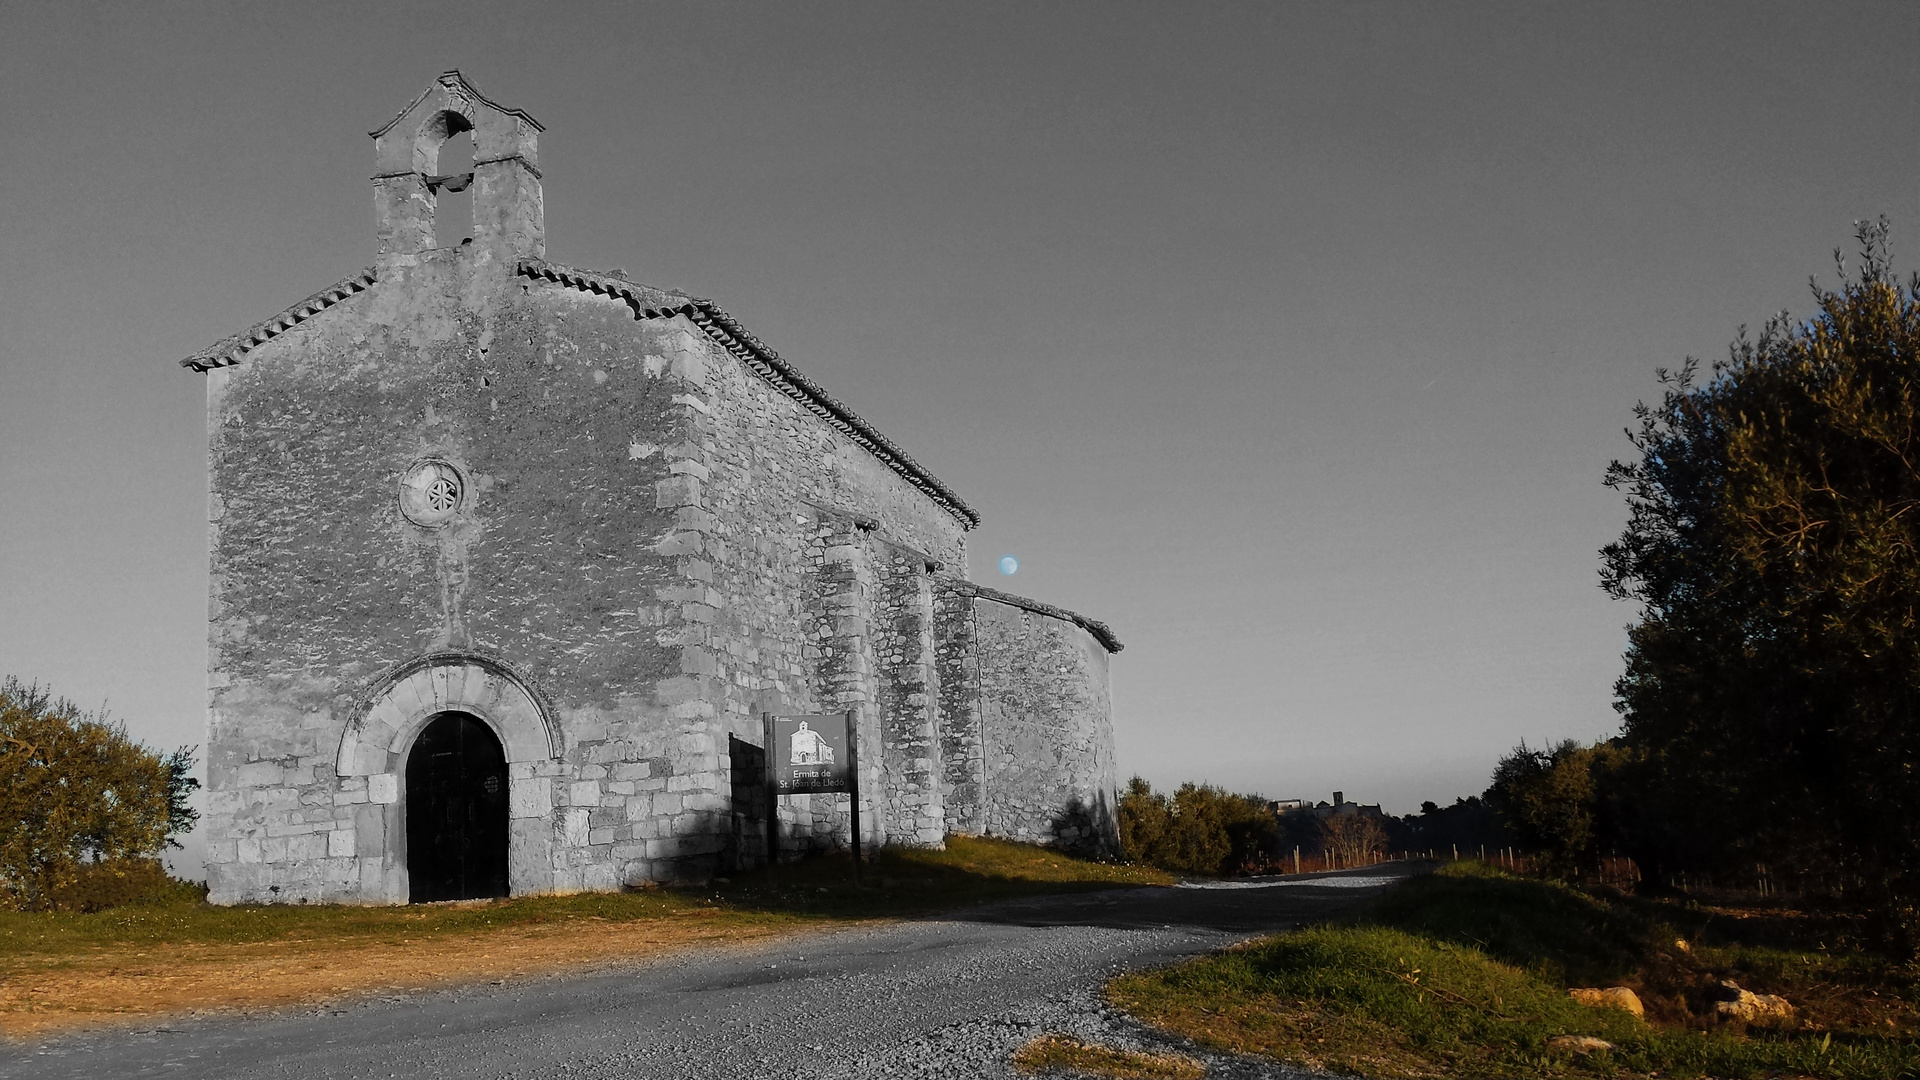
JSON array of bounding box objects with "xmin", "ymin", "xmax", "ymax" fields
[{"xmin": 5, "ymin": 865, "xmax": 1419, "ymax": 1080}]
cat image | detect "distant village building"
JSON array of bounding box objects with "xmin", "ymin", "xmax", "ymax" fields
[
  {"xmin": 1272, "ymin": 792, "xmax": 1386, "ymax": 821},
  {"xmin": 186, "ymin": 72, "xmax": 1121, "ymax": 905}
]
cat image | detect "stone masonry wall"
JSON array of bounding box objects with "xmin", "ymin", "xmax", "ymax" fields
[
  {"xmin": 675, "ymin": 300, "xmax": 968, "ymax": 859},
  {"xmin": 203, "ymin": 250, "xmax": 736, "ymax": 903},
  {"xmin": 874, "ymin": 545, "xmax": 944, "ymax": 847},
  {"xmin": 933, "ymin": 579, "xmax": 986, "ymax": 835},
  {"xmin": 969, "ymin": 595, "xmax": 1119, "ymax": 854}
]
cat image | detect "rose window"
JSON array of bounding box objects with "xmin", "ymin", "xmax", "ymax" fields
[
  {"xmin": 400, "ymin": 460, "xmax": 464, "ymax": 526},
  {"xmin": 425, "ymin": 476, "xmax": 458, "ymax": 513}
]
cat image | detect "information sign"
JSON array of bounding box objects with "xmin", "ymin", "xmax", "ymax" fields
[
  {"xmin": 767, "ymin": 713, "xmax": 854, "ymax": 794},
  {"xmin": 761, "ymin": 711, "xmax": 863, "ymax": 873}
]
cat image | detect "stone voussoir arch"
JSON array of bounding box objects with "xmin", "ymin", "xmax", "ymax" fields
[{"xmin": 336, "ymin": 652, "xmax": 561, "ymax": 777}]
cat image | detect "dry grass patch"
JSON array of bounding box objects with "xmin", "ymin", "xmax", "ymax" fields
[
  {"xmin": 1012, "ymin": 1033, "xmax": 1205, "ymax": 1079},
  {"xmin": 2, "ymin": 910, "xmax": 797, "ymax": 1038}
]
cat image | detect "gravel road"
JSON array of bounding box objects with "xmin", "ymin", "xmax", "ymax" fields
[{"xmin": 5, "ymin": 865, "xmax": 1418, "ymax": 1079}]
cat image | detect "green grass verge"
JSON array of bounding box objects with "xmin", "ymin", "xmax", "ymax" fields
[
  {"xmin": 1112, "ymin": 862, "xmax": 1920, "ymax": 1079},
  {"xmin": 0, "ymin": 836, "xmax": 1170, "ymax": 961}
]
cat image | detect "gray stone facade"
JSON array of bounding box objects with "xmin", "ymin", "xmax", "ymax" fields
[{"xmin": 184, "ymin": 72, "xmax": 1122, "ymax": 905}]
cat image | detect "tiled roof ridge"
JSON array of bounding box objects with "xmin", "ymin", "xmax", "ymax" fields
[
  {"xmin": 517, "ymin": 258, "xmax": 982, "ymax": 531},
  {"xmin": 178, "ymin": 268, "xmax": 378, "ymax": 372},
  {"xmin": 514, "ymin": 260, "xmax": 695, "ymax": 314},
  {"xmin": 957, "ymin": 581, "xmax": 1124, "ymax": 653}
]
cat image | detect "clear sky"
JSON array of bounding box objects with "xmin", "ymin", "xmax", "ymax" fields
[{"xmin": 6, "ymin": 3, "xmax": 1920, "ymax": 874}]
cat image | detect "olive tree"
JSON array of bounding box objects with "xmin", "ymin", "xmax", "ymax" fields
[
  {"xmin": 0, "ymin": 677, "xmax": 198, "ymax": 909},
  {"xmin": 1602, "ymin": 220, "xmax": 1920, "ymax": 943}
]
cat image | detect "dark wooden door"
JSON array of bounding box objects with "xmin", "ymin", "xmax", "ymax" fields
[{"xmin": 406, "ymin": 712, "xmax": 509, "ymax": 903}]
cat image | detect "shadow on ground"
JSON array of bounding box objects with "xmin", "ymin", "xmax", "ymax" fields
[{"xmin": 702, "ymin": 846, "xmax": 1424, "ymax": 936}]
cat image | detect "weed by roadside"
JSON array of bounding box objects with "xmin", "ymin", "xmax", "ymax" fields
[{"xmin": 1012, "ymin": 1033, "xmax": 1204, "ymax": 1079}]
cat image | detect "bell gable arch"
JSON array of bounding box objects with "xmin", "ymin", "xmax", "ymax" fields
[{"xmin": 337, "ymin": 653, "xmax": 560, "ymax": 777}]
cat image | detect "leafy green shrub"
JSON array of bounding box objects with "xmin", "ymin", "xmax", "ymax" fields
[
  {"xmin": 0, "ymin": 677, "xmax": 199, "ymax": 910},
  {"xmin": 1118, "ymin": 777, "xmax": 1279, "ymax": 876},
  {"xmin": 1487, "ymin": 739, "xmax": 1611, "ymax": 880},
  {"xmin": 45, "ymin": 857, "xmax": 204, "ymax": 913}
]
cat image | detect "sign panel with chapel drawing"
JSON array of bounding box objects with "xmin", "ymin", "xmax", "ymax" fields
[{"xmin": 767, "ymin": 713, "xmax": 854, "ymax": 794}]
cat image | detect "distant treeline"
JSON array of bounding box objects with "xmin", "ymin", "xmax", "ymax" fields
[{"xmin": 1116, "ymin": 779, "xmax": 1513, "ymax": 878}]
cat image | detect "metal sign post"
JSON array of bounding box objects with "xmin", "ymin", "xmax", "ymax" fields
[
  {"xmin": 761, "ymin": 711, "xmax": 778, "ymax": 880},
  {"xmin": 847, "ymin": 714, "xmax": 862, "ymax": 882},
  {"xmin": 764, "ymin": 711, "xmax": 861, "ymax": 883}
]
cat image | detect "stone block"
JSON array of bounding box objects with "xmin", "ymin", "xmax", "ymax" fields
[
  {"xmin": 562, "ymin": 808, "xmax": 590, "ymax": 847},
  {"xmin": 354, "ymin": 803, "xmax": 387, "ymax": 859},
  {"xmin": 368, "ymin": 772, "xmax": 399, "ymax": 804},
  {"xmin": 655, "ymin": 475, "xmax": 702, "ymax": 509},
  {"xmin": 569, "ymin": 780, "xmax": 601, "ymax": 806},
  {"xmin": 652, "ymin": 675, "xmax": 705, "ymax": 706},
  {"xmin": 510, "ymin": 776, "xmax": 552, "ymax": 819},
  {"xmin": 206, "ymin": 788, "xmax": 245, "ymax": 816},
  {"xmin": 675, "ymin": 507, "xmax": 718, "ymax": 533},
  {"xmin": 328, "ymin": 829, "xmax": 356, "ymax": 858},
  {"xmin": 509, "ymin": 819, "xmax": 553, "ymax": 896},
  {"xmin": 654, "ymin": 531, "xmax": 702, "ymax": 557},
  {"xmin": 236, "ymin": 761, "xmax": 286, "ymax": 787},
  {"xmin": 684, "ymin": 792, "xmax": 729, "ymax": 813}
]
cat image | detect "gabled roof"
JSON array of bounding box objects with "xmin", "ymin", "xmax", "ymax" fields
[
  {"xmin": 178, "ymin": 268, "xmax": 377, "ymax": 372},
  {"xmin": 368, "ymin": 70, "xmax": 543, "ymax": 139},
  {"xmin": 517, "ymin": 259, "xmax": 981, "ymax": 530},
  {"xmin": 175, "ymin": 258, "xmax": 981, "ymax": 530}
]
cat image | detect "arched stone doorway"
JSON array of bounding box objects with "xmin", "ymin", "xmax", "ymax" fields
[
  {"xmin": 334, "ymin": 653, "xmax": 559, "ymax": 903},
  {"xmin": 406, "ymin": 712, "xmax": 509, "ymax": 902}
]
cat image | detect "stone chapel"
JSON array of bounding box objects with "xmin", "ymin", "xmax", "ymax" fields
[{"xmin": 184, "ymin": 72, "xmax": 1121, "ymax": 905}]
